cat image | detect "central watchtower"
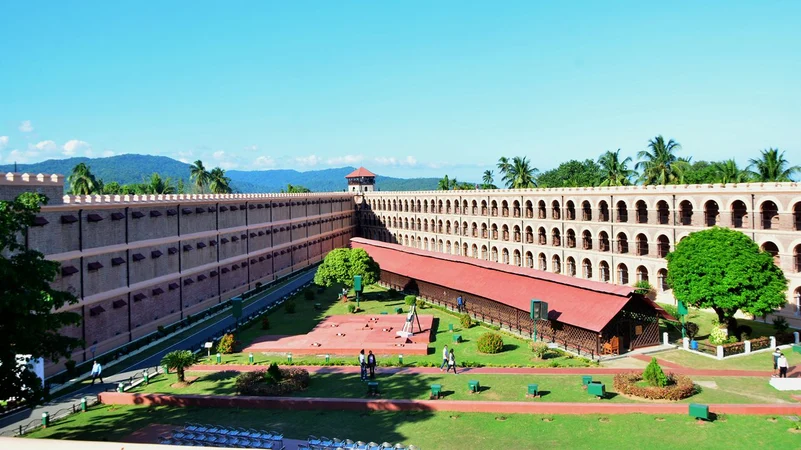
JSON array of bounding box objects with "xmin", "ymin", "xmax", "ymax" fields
[{"xmin": 345, "ymin": 167, "xmax": 376, "ymax": 194}]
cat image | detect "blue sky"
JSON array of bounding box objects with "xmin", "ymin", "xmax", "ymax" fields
[{"xmin": 1, "ymin": 1, "xmax": 799, "ymax": 179}]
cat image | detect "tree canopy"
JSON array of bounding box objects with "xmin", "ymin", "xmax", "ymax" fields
[
  {"xmin": 538, "ymin": 159, "xmax": 602, "ymax": 188},
  {"xmin": 314, "ymin": 248, "xmax": 380, "ymax": 289},
  {"xmin": 666, "ymin": 227, "xmax": 787, "ymax": 332},
  {"xmin": 0, "ymin": 193, "xmax": 82, "ymax": 404}
]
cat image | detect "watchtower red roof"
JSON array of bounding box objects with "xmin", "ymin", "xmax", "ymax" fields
[
  {"xmin": 351, "ymin": 238, "xmax": 672, "ymax": 332},
  {"xmin": 345, "ymin": 167, "xmax": 376, "ymax": 178}
]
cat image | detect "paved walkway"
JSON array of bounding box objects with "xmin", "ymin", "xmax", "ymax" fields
[{"xmin": 0, "ymin": 269, "xmax": 315, "ymax": 437}]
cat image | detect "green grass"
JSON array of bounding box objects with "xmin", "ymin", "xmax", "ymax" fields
[
  {"xmin": 233, "ymin": 283, "xmax": 595, "ymax": 368},
  {"xmin": 26, "ymin": 404, "xmax": 801, "ymax": 449},
  {"xmin": 132, "ymin": 370, "xmax": 796, "ymax": 404},
  {"xmin": 661, "ymin": 306, "xmax": 787, "ymax": 344},
  {"xmin": 657, "ymin": 348, "xmax": 801, "ymax": 371}
]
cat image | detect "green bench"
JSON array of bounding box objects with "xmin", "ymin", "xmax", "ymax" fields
[
  {"xmin": 468, "ymin": 380, "xmax": 481, "ymax": 394},
  {"xmin": 527, "ymin": 384, "xmax": 539, "ymax": 398},
  {"xmin": 448, "ymin": 323, "xmax": 454, "ymax": 332},
  {"xmin": 581, "ymin": 375, "xmax": 593, "ymax": 388},
  {"xmin": 431, "ymin": 384, "xmax": 442, "ymax": 399},
  {"xmin": 453, "ymin": 334, "xmax": 462, "ymax": 343},
  {"xmin": 588, "ymin": 382, "xmax": 605, "ymax": 399},
  {"xmin": 689, "ymin": 403, "xmax": 709, "ymax": 421},
  {"xmin": 367, "ymin": 381, "xmax": 380, "ymax": 397}
]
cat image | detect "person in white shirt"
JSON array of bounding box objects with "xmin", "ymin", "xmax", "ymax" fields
[
  {"xmin": 440, "ymin": 345, "xmax": 449, "ymax": 371},
  {"xmin": 358, "ymin": 349, "xmax": 367, "ymax": 381},
  {"xmin": 777, "ymin": 353, "xmax": 789, "ymax": 378},
  {"xmin": 772, "ymin": 348, "xmax": 782, "ymax": 377},
  {"xmin": 90, "ymin": 361, "xmax": 103, "ymax": 385}
]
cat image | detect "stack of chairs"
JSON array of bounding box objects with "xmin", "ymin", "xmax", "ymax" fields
[
  {"xmin": 157, "ymin": 423, "xmax": 285, "ymax": 449},
  {"xmin": 300, "ymin": 436, "xmax": 416, "ymax": 450}
]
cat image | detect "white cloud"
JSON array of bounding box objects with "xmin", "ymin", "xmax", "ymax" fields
[
  {"xmin": 372, "ymin": 155, "xmax": 418, "ymax": 167},
  {"xmin": 102, "ymin": 150, "xmax": 115, "ymax": 157},
  {"xmin": 295, "ymin": 154, "xmax": 322, "ymax": 167},
  {"xmin": 212, "ymin": 150, "xmax": 227, "ymax": 160},
  {"xmin": 254, "ymin": 156, "xmax": 277, "ymax": 168},
  {"xmin": 18, "ymin": 120, "xmax": 34, "ymax": 133},
  {"xmin": 62, "ymin": 139, "xmax": 91, "ymax": 156},
  {"xmin": 327, "ymin": 154, "xmax": 364, "ymax": 166},
  {"xmin": 34, "ymin": 140, "xmax": 57, "ymax": 151},
  {"xmin": 0, "ymin": 136, "xmax": 8, "ymax": 150}
]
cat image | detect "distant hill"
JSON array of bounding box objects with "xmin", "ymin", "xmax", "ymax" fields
[{"xmin": 0, "ymin": 154, "xmax": 441, "ymax": 193}]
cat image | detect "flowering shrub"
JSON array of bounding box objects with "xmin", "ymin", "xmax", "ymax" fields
[
  {"xmin": 216, "ymin": 333, "xmax": 238, "ymax": 354},
  {"xmin": 477, "ymin": 332, "xmax": 504, "ymax": 354},
  {"xmin": 460, "ymin": 314, "xmax": 474, "ymax": 329},
  {"xmin": 709, "ymin": 326, "xmax": 729, "ymax": 345},
  {"xmin": 405, "ymin": 295, "xmax": 417, "ymax": 306},
  {"xmin": 235, "ymin": 367, "xmax": 310, "ymax": 396},
  {"xmin": 613, "ymin": 372, "xmax": 695, "ymax": 401},
  {"xmin": 530, "ymin": 342, "xmax": 549, "ymax": 359}
]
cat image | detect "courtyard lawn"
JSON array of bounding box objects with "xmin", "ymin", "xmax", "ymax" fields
[
  {"xmin": 660, "ymin": 306, "xmax": 790, "ymax": 344},
  {"xmin": 656, "ymin": 348, "xmax": 801, "ymax": 371},
  {"xmin": 131, "ymin": 370, "xmax": 797, "ymax": 404},
  {"xmin": 25, "ymin": 404, "xmax": 801, "ymax": 449},
  {"xmin": 233, "ymin": 284, "xmax": 595, "ymax": 368}
]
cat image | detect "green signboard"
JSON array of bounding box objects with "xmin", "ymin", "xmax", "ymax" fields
[{"xmin": 354, "ymin": 275, "xmax": 363, "ymax": 292}]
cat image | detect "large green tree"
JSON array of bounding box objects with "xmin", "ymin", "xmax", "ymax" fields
[
  {"xmin": 666, "ymin": 227, "xmax": 787, "ymax": 333},
  {"xmin": 67, "ymin": 163, "xmax": 103, "ymax": 195},
  {"xmin": 538, "ymin": 159, "xmax": 602, "ymax": 188},
  {"xmin": 713, "ymin": 159, "xmax": 751, "ymax": 184},
  {"xmin": 636, "ymin": 135, "xmax": 684, "ymax": 185},
  {"xmin": 498, "ymin": 156, "xmax": 538, "ymax": 189},
  {"xmin": 1, "ymin": 193, "xmax": 82, "ymax": 404},
  {"xmin": 747, "ymin": 148, "xmax": 800, "ymax": 182},
  {"xmin": 314, "ymin": 248, "xmax": 380, "ymax": 289},
  {"xmin": 160, "ymin": 350, "xmax": 196, "ymax": 383},
  {"xmin": 281, "ymin": 184, "xmax": 311, "ymax": 193},
  {"xmin": 598, "ymin": 150, "xmax": 635, "ymax": 187}
]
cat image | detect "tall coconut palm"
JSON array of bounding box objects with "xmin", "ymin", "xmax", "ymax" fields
[
  {"xmin": 437, "ymin": 175, "xmax": 451, "ymax": 190},
  {"xmin": 636, "ymin": 135, "xmax": 683, "ymax": 185},
  {"xmin": 747, "ymin": 148, "xmax": 800, "ymax": 182},
  {"xmin": 160, "ymin": 350, "xmax": 196, "ymax": 383},
  {"xmin": 598, "ymin": 149, "xmax": 635, "ymax": 187},
  {"xmin": 496, "ymin": 157, "xmax": 512, "ymax": 179},
  {"xmin": 189, "ymin": 160, "xmax": 210, "ymax": 193},
  {"xmin": 448, "ymin": 177, "xmax": 459, "ymax": 190},
  {"xmin": 713, "ymin": 159, "xmax": 751, "ymax": 184},
  {"xmin": 67, "ymin": 163, "xmax": 103, "ymax": 195},
  {"xmin": 482, "ymin": 170, "xmax": 495, "ymax": 189},
  {"xmin": 502, "ymin": 156, "xmax": 538, "ymax": 189},
  {"xmin": 208, "ymin": 167, "xmax": 232, "ymax": 194}
]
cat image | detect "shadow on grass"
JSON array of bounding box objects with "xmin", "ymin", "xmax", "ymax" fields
[{"xmin": 502, "ymin": 344, "xmax": 519, "ymax": 352}]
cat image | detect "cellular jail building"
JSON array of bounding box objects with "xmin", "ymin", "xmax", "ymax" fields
[
  {"xmin": 1, "ymin": 172, "xmax": 357, "ymax": 376},
  {"xmin": 356, "ymin": 182, "xmax": 801, "ymax": 331}
]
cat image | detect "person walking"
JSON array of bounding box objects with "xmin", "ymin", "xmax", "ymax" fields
[
  {"xmin": 772, "ymin": 348, "xmax": 782, "ymax": 377},
  {"xmin": 367, "ymin": 351, "xmax": 377, "ymax": 379},
  {"xmin": 447, "ymin": 349, "xmax": 458, "ymax": 374},
  {"xmin": 90, "ymin": 361, "xmax": 103, "ymax": 385},
  {"xmin": 777, "ymin": 352, "xmax": 789, "ymax": 378},
  {"xmin": 440, "ymin": 345, "xmax": 449, "ymax": 371},
  {"xmin": 358, "ymin": 349, "xmax": 367, "ymax": 381}
]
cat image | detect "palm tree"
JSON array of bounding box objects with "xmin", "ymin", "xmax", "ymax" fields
[
  {"xmin": 496, "ymin": 157, "xmax": 512, "ymax": 180},
  {"xmin": 160, "ymin": 350, "xmax": 196, "ymax": 383},
  {"xmin": 143, "ymin": 173, "xmax": 177, "ymax": 195},
  {"xmin": 713, "ymin": 159, "xmax": 751, "ymax": 184},
  {"xmin": 598, "ymin": 149, "xmax": 635, "ymax": 187},
  {"xmin": 189, "ymin": 160, "xmax": 210, "ymax": 193},
  {"xmin": 208, "ymin": 167, "xmax": 232, "ymax": 194},
  {"xmin": 635, "ymin": 135, "xmax": 683, "ymax": 185},
  {"xmin": 67, "ymin": 163, "xmax": 103, "ymax": 195},
  {"xmin": 482, "ymin": 170, "xmax": 494, "ymax": 186},
  {"xmin": 502, "ymin": 156, "xmax": 538, "ymax": 189},
  {"xmin": 281, "ymin": 184, "xmax": 311, "ymax": 193},
  {"xmin": 437, "ymin": 175, "xmax": 451, "ymax": 190},
  {"xmin": 448, "ymin": 177, "xmax": 459, "ymax": 190},
  {"xmin": 747, "ymin": 148, "xmax": 800, "ymax": 182}
]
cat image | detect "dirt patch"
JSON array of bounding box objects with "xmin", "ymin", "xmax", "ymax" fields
[
  {"xmin": 599, "ymin": 417, "xmax": 611, "ymax": 423},
  {"xmin": 123, "ymin": 423, "xmax": 177, "ymax": 443},
  {"xmin": 170, "ymin": 376, "xmax": 199, "ymax": 388},
  {"xmin": 788, "ymin": 427, "xmax": 801, "ymax": 434}
]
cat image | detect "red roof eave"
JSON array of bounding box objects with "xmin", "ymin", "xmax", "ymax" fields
[{"xmin": 345, "ymin": 167, "xmax": 377, "ymax": 178}]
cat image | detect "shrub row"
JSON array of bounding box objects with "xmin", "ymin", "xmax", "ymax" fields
[
  {"xmin": 235, "ymin": 367, "xmax": 310, "ymax": 396},
  {"xmin": 613, "ymin": 372, "xmax": 695, "ymax": 401}
]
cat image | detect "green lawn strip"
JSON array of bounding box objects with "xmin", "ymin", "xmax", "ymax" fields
[
  {"xmin": 656, "ymin": 349, "xmax": 801, "ymax": 371},
  {"xmin": 132, "ymin": 371, "xmax": 794, "ymax": 404},
  {"xmin": 235, "ymin": 284, "xmax": 594, "ymax": 368},
  {"xmin": 25, "ymin": 404, "xmax": 801, "ymax": 449}
]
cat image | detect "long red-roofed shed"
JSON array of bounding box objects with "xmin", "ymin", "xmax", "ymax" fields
[{"xmin": 351, "ymin": 237, "xmax": 671, "ymax": 356}]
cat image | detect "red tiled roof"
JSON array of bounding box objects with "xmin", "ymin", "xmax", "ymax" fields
[
  {"xmin": 351, "ymin": 238, "xmax": 671, "ymax": 332},
  {"xmin": 345, "ymin": 167, "xmax": 376, "ymax": 178}
]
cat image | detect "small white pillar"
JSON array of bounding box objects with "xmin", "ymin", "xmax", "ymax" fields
[
  {"xmin": 744, "ymin": 340, "xmax": 751, "ymax": 354},
  {"xmin": 682, "ymin": 337, "xmax": 690, "ymax": 350},
  {"xmin": 770, "ymin": 336, "xmax": 777, "ymax": 349},
  {"xmin": 662, "ymin": 332, "xmax": 669, "ymax": 346},
  {"xmin": 794, "ymin": 331, "xmax": 800, "ymax": 344},
  {"xmin": 716, "ymin": 345, "xmax": 724, "ymax": 360}
]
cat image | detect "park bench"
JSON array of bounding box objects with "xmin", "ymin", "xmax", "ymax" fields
[
  {"xmin": 453, "ymin": 334, "xmax": 462, "ymax": 343},
  {"xmin": 581, "ymin": 375, "xmax": 593, "ymax": 389},
  {"xmin": 526, "ymin": 384, "xmax": 540, "ymax": 398},
  {"xmin": 468, "ymin": 380, "xmax": 481, "ymax": 394},
  {"xmin": 588, "ymin": 381, "xmax": 605, "ymax": 399},
  {"xmin": 689, "ymin": 403, "xmax": 710, "ymax": 421},
  {"xmin": 430, "ymin": 384, "xmax": 442, "ymax": 399}
]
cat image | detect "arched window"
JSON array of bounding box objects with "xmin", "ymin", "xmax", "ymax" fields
[
  {"xmin": 481, "ymin": 245, "xmax": 488, "ymax": 260},
  {"xmin": 761, "ymin": 201, "xmax": 779, "ymax": 230},
  {"xmin": 617, "ymin": 263, "xmax": 629, "ymax": 285},
  {"xmin": 445, "ymin": 221, "xmax": 451, "ymax": 234},
  {"xmin": 514, "ymin": 249, "xmax": 521, "ymax": 266},
  {"xmin": 525, "ymin": 251, "xmax": 534, "ymax": 268},
  {"xmin": 616, "ymin": 201, "xmax": 628, "ymax": 223},
  {"xmin": 551, "ymin": 228, "xmax": 561, "ymax": 247},
  {"xmin": 581, "ymin": 201, "xmax": 592, "ymax": 221},
  {"xmin": 599, "ymin": 231, "xmax": 610, "ymax": 252},
  {"xmin": 657, "ymin": 269, "xmax": 669, "ymax": 292},
  {"xmin": 657, "ymin": 235, "xmax": 670, "ymax": 258},
  {"xmin": 599, "ymin": 201, "xmax": 610, "ymax": 222},
  {"xmin": 438, "ymin": 239, "xmax": 444, "ymax": 252},
  {"xmin": 679, "ymin": 200, "xmax": 693, "ymax": 226},
  {"xmin": 525, "ymin": 226, "xmax": 534, "ymax": 244},
  {"xmin": 538, "ymin": 200, "xmax": 546, "ymax": 219},
  {"xmin": 502, "ymin": 248, "xmax": 510, "ymax": 264},
  {"xmin": 566, "ymin": 257, "xmax": 576, "ymax": 276},
  {"xmin": 704, "ymin": 200, "xmax": 719, "ymax": 226},
  {"xmin": 491, "ymin": 223, "xmax": 499, "ymax": 240},
  {"xmin": 481, "ymin": 223, "xmax": 488, "ymax": 238},
  {"xmin": 582, "ymin": 230, "xmax": 593, "ymax": 250},
  {"xmin": 566, "ymin": 201, "xmax": 576, "ymax": 220},
  {"xmin": 794, "ymin": 244, "xmax": 801, "ymax": 272},
  {"xmin": 636, "ymin": 266, "xmax": 649, "ymax": 283},
  {"xmin": 491, "ymin": 200, "xmax": 498, "ymax": 217},
  {"xmin": 525, "ymin": 200, "xmax": 534, "ymax": 218},
  {"xmin": 492, "ymin": 245, "xmax": 499, "ymax": 262},
  {"xmin": 446, "ymin": 200, "xmax": 451, "ymax": 214},
  {"xmin": 423, "ymin": 238, "xmax": 429, "ymax": 250},
  {"xmin": 404, "ymin": 200, "xmax": 409, "ymax": 212},
  {"xmin": 471, "ymin": 222, "xmax": 478, "ymax": 237},
  {"xmin": 438, "ymin": 200, "xmax": 444, "ymax": 214},
  {"xmin": 538, "ymin": 227, "xmax": 547, "ymax": 245},
  {"xmin": 513, "ymin": 225, "xmax": 521, "ymax": 242},
  {"xmin": 502, "ymin": 224, "xmax": 510, "ymax": 241},
  {"xmin": 731, "ymin": 200, "xmax": 748, "ymax": 228},
  {"xmin": 502, "ymin": 200, "xmax": 509, "ymax": 217},
  {"xmin": 472, "ymin": 244, "xmax": 478, "ymax": 258},
  {"xmin": 566, "ymin": 229, "xmax": 576, "ymax": 248},
  {"xmin": 636, "ymin": 200, "xmax": 648, "ymax": 224},
  {"xmin": 437, "ymin": 220, "xmax": 443, "ymax": 233},
  {"xmin": 552, "ymin": 200, "xmax": 561, "ymax": 220},
  {"xmin": 404, "ymin": 235, "xmax": 409, "ymax": 246},
  {"xmin": 635, "ymin": 233, "xmax": 648, "ymax": 256},
  {"xmin": 794, "ymin": 288, "xmax": 801, "ymax": 317},
  {"xmin": 538, "ymin": 253, "xmax": 547, "ymax": 271},
  {"xmin": 656, "ymin": 200, "xmax": 670, "ymax": 225},
  {"xmin": 617, "ymin": 233, "xmax": 629, "ymax": 254},
  {"xmin": 481, "ymin": 200, "xmax": 488, "ymax": 216},
  {"xmin": 599, "ymin": 261, "xmax": 610, "ymax": 282},
  {"xmin": 794, "ymin": 202, "xmax": 801, "ymax": 231},
  {"xmin": 445, "ymin": 241, "xmax": 451, "ymax": 254},
  {"xmin": 552, "ymin": 255, "xmax": 561, "ymax": 274},
  {"xmin": 582, "ymin": 259, "xmax": 593, "ymax": 279},
  {"xmin": 762, "ymin": 241, "xmax": 780, "ymax": 265},
  {"xmin": 471, "ymin": 200, "xmax": 478, "ymax": 215},
  {"xmin": 513, "ymin": 200, "xmax": 521, "ymax": 218}
]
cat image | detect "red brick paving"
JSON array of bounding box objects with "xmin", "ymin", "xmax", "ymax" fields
[{"xmin": 99, "ymin": 392, "xmax": 801, "ymax": 416}]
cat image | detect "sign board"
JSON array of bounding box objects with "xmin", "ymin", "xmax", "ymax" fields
[
  {"xmin": 231, "ymin": 297, "xmax": 242, "ymax": 319},
  {"xmin": 530, "ymin": 299, "xmax": 548, "ymax": 321},
  {"xmin": 677, "ymin": 301, "xmax": 688, "ymax": 316},
  {"xmin": 354, "ymin": 275, "xmax": 363, "ymax": 292},
  {"xmin": 203, "ymin": 342, "xmax": 214, "ymax": 349}
]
